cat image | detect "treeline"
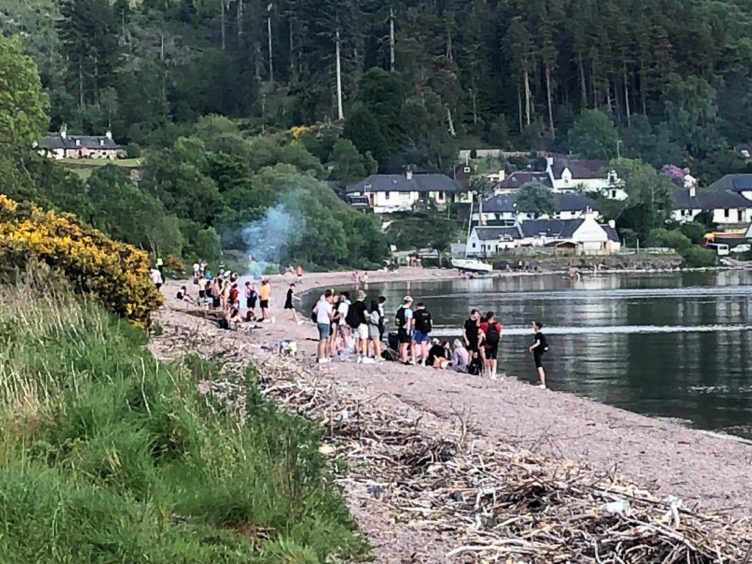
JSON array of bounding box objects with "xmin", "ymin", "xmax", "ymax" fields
[{"xmin": 4, "ymin": 0, "xmax": 752, "ymax": 175}]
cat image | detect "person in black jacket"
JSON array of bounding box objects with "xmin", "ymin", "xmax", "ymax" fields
[
  {"xmin": 412, "ymin": 302, "xmax": 433, "ymax": 366},
  {"xmin": 529, "ymin": 320, "xmax": 549, "ymax": 389}
]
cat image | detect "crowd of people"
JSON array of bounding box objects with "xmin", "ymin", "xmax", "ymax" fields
[{"xmin": 312, "ymin": 288, "xmax": 549, "ymax": 388}]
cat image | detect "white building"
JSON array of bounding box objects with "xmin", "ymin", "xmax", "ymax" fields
[
  {"xmin": 471, "ymin": 193, "xmax": 600, "ymax": 224},
  {"xmin": 346, "ymin": 171, "xmax": 471, "ymax": 213},
  {"xmin": 36, "ymin": 126, "xmax": 119, "ymax": 160},
  {"xmin": 671, "ymin": 186, "xmax": 752, "ymax": 225},
  {"xmin": 545, "ymin": 157, "xmax": 627, "ymax": 200},
  {"xmin": 710, "ymin": 174, "xmax": 752, "ymax": 202},
  {"xmin": 466, "ymin": 215, "xmax": 621, "ymax": 257}
]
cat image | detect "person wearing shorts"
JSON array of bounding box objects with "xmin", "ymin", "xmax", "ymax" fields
[
  {"xmin": 313, "ymin": 290, "xmax": 334, "ymax": 363},
  {"xmin": 259, "ymin": 278, "xmax": 271, "ymax": 321},
  {"xmin": 396, "ymin": 296, "xmax": 414, "ymax": 363},
  {"xmin": 479, "ymin": 311, "xmax": 502, "ymax": 379},
  {"xmin": 411, "ymin": 302, "xmax": 432, "ymax": 366},
  {"xmin": 529, "ymin": 320, "xmax": 548, "ymax": 389},
  {"xmin": 352, "ymin": 290, "xmax": 369, "ymax": 362}
]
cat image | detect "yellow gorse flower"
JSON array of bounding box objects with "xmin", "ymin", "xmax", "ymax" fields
[{"xmin": 0, "ymin": 194, "xmax": 163, "ymax": 327}]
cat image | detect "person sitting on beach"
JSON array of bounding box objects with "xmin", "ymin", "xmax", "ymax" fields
[
  {"xmin": 452, "ymin": 339, "xmax": 469, "ymax": 372},
  {"xmin": 220, "ymin": 301, "xmax": 242, "ymax": 330},
  {"xmin": 426, "ymin": 338, "xmax": 449, "ymax": 369},
  {"xmin": 176, "ymin": 285, "xmax": 195, "ymax": 305}
]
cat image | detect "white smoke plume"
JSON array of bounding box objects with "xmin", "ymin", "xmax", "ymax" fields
[{"xmin": 241, "ymin": 203, "xmax": 302, "ymax": 278}]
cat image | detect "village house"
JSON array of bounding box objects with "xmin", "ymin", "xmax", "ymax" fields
[
  {"xmin": 545, "ymin": 157, "xmax": 627, "ymax": 200},
  {"xmin": 472, "ymin": 193, "xmax": 600, "ymax": 224},
  {"xmin": 710, "ymin": 174, "xmax": 752, "ymax": 202},
  {"xmin": 36, "ymin": 126, "xmax": 119, "ymax": 160},
  {"xmin": 466, "ymin": 215, "xmax": 621, "ymax": 257},
  {"xmin": 492, "ymin": 171, "xmax": 551, "ymax": 194},
  {"xmin": 346, "ymin": 171, "xmax": 470, "ymax": 213},
  {"xmin": 671, "ymin": 184, "xmax": 752, "ymax": 225}
]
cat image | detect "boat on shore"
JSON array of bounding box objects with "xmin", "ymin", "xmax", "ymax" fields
[{"xmin": 451, "ymin": 258, "xmax": 493, "ymax": 274}]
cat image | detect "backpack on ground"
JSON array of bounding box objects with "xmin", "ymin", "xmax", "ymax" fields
[
  {"xmin": 395, "ymin": 306, "xmax": 407, "ymax": 328},
  {"xmin": 485, "ymin": 322, "xmax": 501, "ymax": 347}
]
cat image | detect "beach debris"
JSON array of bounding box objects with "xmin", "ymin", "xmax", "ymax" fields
[
  {"xmin": 152, "ymin": 313, "xmax": 752, "ymax": 564},
  {"xmin": 275, "ymin": 340, "xmax": 298, "ymax": 357}
]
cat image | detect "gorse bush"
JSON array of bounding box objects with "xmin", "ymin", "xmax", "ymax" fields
[
  {"xmin": 0, "ymin": 194, "xmax": 162, "ymax": 327},
  {"xmin": 0, "ymin": 284, "xmax": 366, "ymax": 562}
]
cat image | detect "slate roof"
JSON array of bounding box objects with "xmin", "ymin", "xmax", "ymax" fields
[
  {"xmin": 709, "ymin": 174, "xmax": 752, "ymax": 194},
  {"xmin": 672, "ymin": 188, "xmax": 752, "ymax": 210},
  {"xmin": 473, "ymin": 226, "xmax": 522, "ymax": 241},
  {"xmin": 495, "ymin": 171, "xmax": 552, "ymax": 190},
  {"xmin": 480, "ymin": 193, "xmax": 599, "ymax": 213},
  {"xmin": 603, "ymin": 224, "xmax": 620, "ymax": 243},
  {"xmin": 518, "ymin": 218, "xmax": 585, "ymax": 239},
  {"xmin": 39, "ymin": 134, "xmax": 118, "ymax": 150},
  {"xmin": 549, "ymin": 158, "xmax": 608, "ymax": 180},
  {"xmin": 346, "ymin": 174, "xmax": 463, "ymax": 194}
]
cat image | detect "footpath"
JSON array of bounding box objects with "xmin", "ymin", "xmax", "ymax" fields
[{"xmin": 155, "ymin": 268, "xmax": 752, "ymax": 562}]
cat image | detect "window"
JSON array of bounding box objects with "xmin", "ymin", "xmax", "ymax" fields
[
  {"xmin": 724, "ymin": 209, "xmax": 730, "ymax": 218},
  {"xmin": 384, "ymin": 192, "xmax": 390, "ymax": 200},
  {"xmin": 472, "ymin": 242, "xmax": 477, "ymax": 249},
  {"xmin": 611, "ymin": 190, "xmax": 617, "ymax": 199}
]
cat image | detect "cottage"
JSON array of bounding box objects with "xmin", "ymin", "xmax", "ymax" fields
[
  {"xmin": 492, "ymin": 171, "xmax": 552, "ymax": 194},
  {"xmin": 472, "ymin": 192, "xmax": 600, "ymax": 224},
  {"xmin": 466, "ymin": 215, "xmax": 621, "ymax": 257},
  {"xmin": 709, "ymin": 174, "xmax": 752, "ymax": 202},
  {"xmin": 545, "ymin": 157, "xmax": 626, "ymax": 200},
  {"xmin": 346, "ymin": 171, "xmax": 469, "ymax": 213},
  {"xmin": 37, "ymin": 126, "xmax": 119, "ymax": 160},
  {"xmin": 671, "ymin": 186, "xmax": 752, "ymax": 225}
]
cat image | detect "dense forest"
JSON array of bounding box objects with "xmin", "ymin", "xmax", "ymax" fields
[
  {"xmin": 4, "ymin": 0, "xmax": 752, "ymax": 177},
  {"xmin": 2, "ymin": 0, "xmax": 752, "ymax": 267}
]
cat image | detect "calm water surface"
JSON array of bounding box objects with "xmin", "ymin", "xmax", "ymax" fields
[{"xmin": 309, "ymin": 271, "xmax": 752, "ymax": 439}]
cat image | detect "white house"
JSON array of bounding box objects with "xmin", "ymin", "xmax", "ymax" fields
[
  {"xmin": 466, "ymin": 215, "xmax": 621, "ymax": 256},
  {"xmin": 671, "ymin": 186, "xmax": 752, "ymax": 225},
  {"xmin": 346, "ymin": 171, "xmax": 470, "ymax": 213},
  {"xmin": 471, "ymin": 193, "xmax": 600, "ymax": 224},
  {"xmin": 36, "ymin": 125, "xmax": 119, "ymax": 160},
  {"xmin": 545, "ymin": 157, "xmax": 627, "ymax": 200}
]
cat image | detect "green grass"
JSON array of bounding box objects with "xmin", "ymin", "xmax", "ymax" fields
[
  {"xmin": 0, "ymin": 283, "xmax": 366, "ymax": 562},
  {"xmin": 59, "ymin": 157, "xmax": 142, "ymax": 168}
]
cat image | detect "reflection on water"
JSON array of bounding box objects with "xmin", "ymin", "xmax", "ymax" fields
[{"xmin": 323, "ymin": 270, "xmax": 752, "ymax": 439}]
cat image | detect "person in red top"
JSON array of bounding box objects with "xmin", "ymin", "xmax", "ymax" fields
[
  {"xmin": 229, "ymin": 283, "xmax": 240, "ymax": 309},
  {"xmin": 478, "ymin": 311, "xmax": 502, "ymax": 380}
]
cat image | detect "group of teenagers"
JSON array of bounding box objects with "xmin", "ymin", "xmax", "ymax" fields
[{"xmin": 312, "ymin": 290, "xmax": 549, "ymax": 388}]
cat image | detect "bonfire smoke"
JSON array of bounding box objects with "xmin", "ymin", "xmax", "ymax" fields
[{"xmin": 241, "ymin": 203, "xmax": 302, "ymax": 277}]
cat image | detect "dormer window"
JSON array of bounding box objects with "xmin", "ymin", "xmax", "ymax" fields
[
  {"xmin": 99, "ymin": 139, "xmax": 104, "ymax": 146},
  {"xmin": 75, "ymin": 139, "xmax": 80, "ymax": 146}
]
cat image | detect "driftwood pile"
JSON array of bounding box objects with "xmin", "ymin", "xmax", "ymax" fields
[{"xmin": 153, "ymin": 317, "xmax": 752, "ymax": 563}]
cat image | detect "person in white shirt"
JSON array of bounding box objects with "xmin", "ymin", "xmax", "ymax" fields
[
  {"xmin": 337, "ymin": 291, "xmax": 352, "ymax": 342},
  {"xmin": 313, "ymin": 289, "xmax": 335, "ymax": 364},
  {"xmin": 150, "ymin": 267, "xmax": 163, "ymax": 289}
]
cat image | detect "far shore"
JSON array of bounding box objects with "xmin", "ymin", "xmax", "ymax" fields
[{"xmin": 163, "ymin": 265, "xmax": 752, "ymax": 520}]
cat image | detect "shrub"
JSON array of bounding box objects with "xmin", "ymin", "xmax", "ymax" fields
[
  {"xmin": 679, "ymin": 221, "xmax": 707, "ymax": 244},
  {"xmin": 681, "ymin": 246, "xmax": 717, "ymax": 267},
  {"xmin": 125, "ymin": 142, "xmax": 142, "ymax": 158},
  {"xmin": 648, "ymin": 228, "xmax": 692, "ymax": 251},
  {"xmin": 0, "ymin": 194, "xmax": 162, "ymax": 327}
]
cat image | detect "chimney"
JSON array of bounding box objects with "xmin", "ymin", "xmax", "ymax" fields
[
  {"xmin": 406, "ymin": 169, "xmax": 413, "ymax": 180},
  {"xmin": 608, "ymin": 220, "xmax": 616, "ymax": 229},
  {"xmin": 60, "ymin": 124, "xmax": 67, "ymax": 140},
  {"xmin": 546, "ymin": 156, "xmax": 554, "ymax": 167},
  {"xmin": 105, "ymin": 129, "xmax": 113, "ymax": 140},
  {"xmin": 689, "ymin": 186, "xmax": 696, "ymax": 198}
]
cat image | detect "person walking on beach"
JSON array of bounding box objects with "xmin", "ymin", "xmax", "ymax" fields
[
  {"xmin": 412, "ymin": 302, "xmax": 433, "ymax": 366},
  {"xmin": 150, "ymin": 267, "xmax": 163, "ymax": 290},
  {"xmin": 259, "ymin": 278, "xmax": 271, "ymax": 322},
  {"xmin": 396, "ymin": 296, "xmax": 414, "ymax": 364},
  {"xmin": 313, "ymin": 290, "xmax": 334, "ymax": 364},
  {"xmin": 479, "ymin": 311, "xmax": 502, "ymax": 379},
  {"xmin": 529, "ymin": 321, "xmax": 548, "ymax": 389},
  {"xmin": 284, "ymin": 283, "xmax": 300, "ymax": 322}
]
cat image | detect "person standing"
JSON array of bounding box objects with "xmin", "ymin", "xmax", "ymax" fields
[
  {"xmin": 351, "ymin": 290, "xmax": 369, "ymax": 362},
  {"xmin": 245, "ymin": 281, "xmax": 257, "ymax": 320},
  {"xmin": 313, "ymin": 290, "xmax": 334, "ymax": 364},
  {"xmin": 412, "ymin": 302, "xmax": 433, "ymax": 366},
  {"xmin": 150, "ymin": 267, "xmax": 163, "ymax": 290},
  {"xmin": 396, "ymin": 296, "xmax": 414, "ymax": 364},
  {"xmin": 192, "ymin": 262, "xmax": 200, "ymax": 284},
  {"xmin": 463, "ymin": 309, "xmax": 481, "ymax": 362},
  {"xmin": 284, "ymin": 283, "xmax": 299, "ymax": 322},
  {"xmin": 529, "ymin": 321, "xmax": 549, "ymax": 389},
  {"xmin": 259, "ymin": 278, "xmax": 271, "ymax": 322},
  {"xmin": 377, "ymin": 295, "xmax": 387, "ymax": 342},
  {"xmin": 479, "ymin": 311, "xmax": 502, "ymax": 379},
  {"xmin": 337, "ymin": 291, "xmax": 352, "ymax": 346},
  {"xmin": 296, "ymin": 265, "xmax": 304, "ymax": 283},
  {"xmin": 367, "ymin": 300, "xmax": 382, "ymax": 362}
]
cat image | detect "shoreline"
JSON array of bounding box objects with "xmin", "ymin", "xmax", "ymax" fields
[{"xmin": 161, "ymin": 267, "xmax": 752, "ymax": 556}]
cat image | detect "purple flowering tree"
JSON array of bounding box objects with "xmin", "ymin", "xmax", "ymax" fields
[{"xmin": 661, "ymin": 164, "xmax": 685, "ymax": 185}]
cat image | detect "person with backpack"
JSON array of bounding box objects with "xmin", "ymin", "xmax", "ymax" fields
[
  {"xmin": 395, "ymin": 296, "xmax": 414, "ymax": 364},
  {"xmin": 349, "ymin": 290, "xmax": 369, "ymax": 362},
  {"xmin": 529, "ymin": 320, "xmax": 549, "ymax": 389},
  {"xmin": 479, "ymin": 311, "xmax": 503, "ymax": 379},
  {"xmin": 412, "ymin": 302, "xmax": 433, "ymax": 366}
]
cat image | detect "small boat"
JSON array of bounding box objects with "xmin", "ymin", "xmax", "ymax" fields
[{"xmin": 451, "ymin": 258, "xmax": 493, "ymax": 274}]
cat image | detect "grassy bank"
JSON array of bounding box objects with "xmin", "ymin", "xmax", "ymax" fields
[{"xmin": 0, "ymin": 284, "xmax": 365, "ymax": 562}]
